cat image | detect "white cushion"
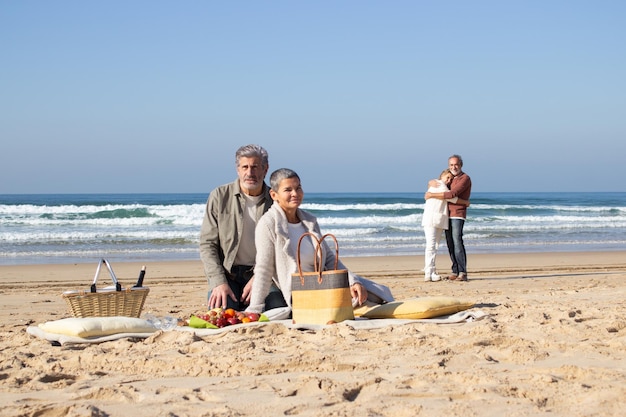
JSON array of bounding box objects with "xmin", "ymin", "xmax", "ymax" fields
[{"xmin": 39, "ymin": 316, "xmax": 157, "ymax": 338}]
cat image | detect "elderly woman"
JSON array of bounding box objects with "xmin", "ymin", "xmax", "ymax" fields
[{"xmin": 246, "ymin": 168, "xmax": 371, "ymax": 318}]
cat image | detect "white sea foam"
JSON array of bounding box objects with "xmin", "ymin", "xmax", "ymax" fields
[{"xmin": 1, "ymin": 192, "xmax": 625, "ymax": 265}]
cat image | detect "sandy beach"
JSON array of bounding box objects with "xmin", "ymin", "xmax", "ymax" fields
[{"xmin": 1, "ymin": 251, "xmax": 625, "ymax": 416}]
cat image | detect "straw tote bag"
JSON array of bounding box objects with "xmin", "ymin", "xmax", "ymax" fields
[{"xmin": 291, "ymin": 233, "xmax": 355, "ymax": 325}]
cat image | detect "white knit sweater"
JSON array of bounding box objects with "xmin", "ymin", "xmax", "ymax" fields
[{"xmin": 247, "ymin": 203, "xmax": 359, "ymax": 314}]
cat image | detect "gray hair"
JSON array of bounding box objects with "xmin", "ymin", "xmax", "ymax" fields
[
  {"xmin": 269, "ymin": 168, "xmax": 300, "ymax": 192},
  {"xmin": 449, "ymin": 154, "xmax": 463, "ymax": 167},
  {"xmin": 235, "ymin": 144, "xmax": 269, "ymax": 168}
]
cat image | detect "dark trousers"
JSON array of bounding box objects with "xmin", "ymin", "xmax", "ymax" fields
[
  {"xmin": 445, "ymin": 218, "xmax": 467, "ymax": 275},
  {"xmin": 224, "ymin": 265, "xmax": 287, "ymax": 311}
]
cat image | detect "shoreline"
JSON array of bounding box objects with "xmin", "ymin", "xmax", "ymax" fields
[{"xmin": 2, "ymin": 250, "xmax": 625, "ymax": 285}]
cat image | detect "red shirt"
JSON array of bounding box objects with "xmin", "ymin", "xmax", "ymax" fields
[{"xmin": 443, "ymin": 172, "xmax": 471, "ymax": 219}]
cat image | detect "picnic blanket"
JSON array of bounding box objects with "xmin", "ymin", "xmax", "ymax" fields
[{"xmin": 27, "ymin": 309, "xmax": 487, "ymax": 345}]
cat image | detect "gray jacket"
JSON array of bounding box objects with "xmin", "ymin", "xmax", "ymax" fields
[{"xmin": 199, "ymin": 179, "xmax": 273, "ymax": 289}]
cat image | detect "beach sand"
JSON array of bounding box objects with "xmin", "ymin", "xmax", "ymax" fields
[{"xmin": 1, "ymin": 252, "xmax": 625, "ymax": 416}]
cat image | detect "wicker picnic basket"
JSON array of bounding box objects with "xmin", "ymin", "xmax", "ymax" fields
[{"xmin": 62, "ymin": 259, "xmax": 149, "ymax": 318}]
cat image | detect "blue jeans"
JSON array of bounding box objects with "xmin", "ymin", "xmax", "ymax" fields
[{"xmin": 445, "ymin": 218, "xmax": 467, "ymax": 276}]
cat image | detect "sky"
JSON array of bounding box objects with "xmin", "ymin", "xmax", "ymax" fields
[{"xmin": 1, "ymin": 1, "xmax": 625, "ymax": 194}]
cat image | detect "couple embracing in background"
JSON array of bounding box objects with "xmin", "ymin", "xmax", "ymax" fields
[{"xmin": 422, "ymin": 155, "xmax": 472, "ymax": 282}]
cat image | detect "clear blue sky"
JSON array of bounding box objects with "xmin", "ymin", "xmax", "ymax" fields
[{"xmin": 2, "ymin": 1, "xmax": 625, "ymax": 193}]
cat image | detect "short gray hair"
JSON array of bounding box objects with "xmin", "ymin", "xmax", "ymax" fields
[
  {"xmin": 235, "ymin": 144, "xmax": 269, "ymax": 168},
  {"xmin": 449, "ymin": 154, "xmax": 463, "ymax": 167},
  {"xmin": 269, "ymin": 168, "xmax": 300, "ymax": 192}
]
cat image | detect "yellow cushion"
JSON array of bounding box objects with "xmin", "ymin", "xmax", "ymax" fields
[
  {"xmin": 360, "ymin": 296, "xmax": 474, "ymax": 319},
  {"xmin": 39, "ymin": 317, "xmax": 157, "ymax": 338}
]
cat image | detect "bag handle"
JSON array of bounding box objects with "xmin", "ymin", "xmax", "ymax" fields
[
  {"xmin": 295, "ymin": 232, "xmax": 323, "ymax": 280},
  {"xmin": 295, "ymin": 232, "xmax": 340, "ymax": 285},
  {"xmin": 90, "ymin": 259, "xmax": 121, "ymax": 293}
]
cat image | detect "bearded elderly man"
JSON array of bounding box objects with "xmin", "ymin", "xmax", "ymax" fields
[{"xmin": 200, "ymin": 144, "xmax": 286, "ymax": 310}]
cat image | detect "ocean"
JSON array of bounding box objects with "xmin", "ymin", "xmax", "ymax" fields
[{"xmin": 1, "ymin": 192, "xmax": 625, "ymax": 266}]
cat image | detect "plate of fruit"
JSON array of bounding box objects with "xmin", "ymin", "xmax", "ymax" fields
[{"xmin": 187, "ymin": 308, "xmax": 269, "ymax": 329}]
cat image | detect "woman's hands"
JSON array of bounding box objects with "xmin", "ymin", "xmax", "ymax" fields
[{"xmin": 350, "ymin": 282, "xmax": 368, "ymax": 306}]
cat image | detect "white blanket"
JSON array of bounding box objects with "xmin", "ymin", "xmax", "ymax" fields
[
  {"xmin": 27, "ymin": 310, "xmax": 487, "ymax": 345},
  {"xmin": 177, "ymin": 309, "xmax": 488, "ymax": 336}
]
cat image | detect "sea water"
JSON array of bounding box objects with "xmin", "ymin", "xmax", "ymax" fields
[{"xmin": 1, "ymin": 192, "xmax": 625, "ymax": 265}]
